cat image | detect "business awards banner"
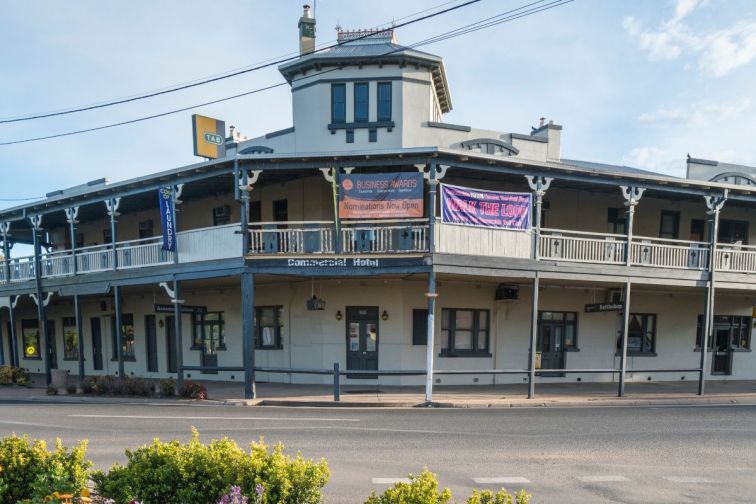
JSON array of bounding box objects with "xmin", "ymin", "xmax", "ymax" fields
[
  {"xmin": 339, "ymin": 172, "xmax": 423, "ymax": 219},
  {"xmin": 158, "ymin": 187, "xmax": 177, "ymax": 252},
  {"xmin": 440, "ymin": 183, "xmax": 532, "ymax": 230}
]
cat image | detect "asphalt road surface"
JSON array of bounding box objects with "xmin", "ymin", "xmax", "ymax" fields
[{"xmin": 0, "ymin": 400, "xmax": 754, "ymax": 503}]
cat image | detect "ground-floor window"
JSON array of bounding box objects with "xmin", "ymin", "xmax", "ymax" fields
[
  {"xmin": 696, "ymin": 315, "xmax": 752, "ymax": 350},
  {"xmin": 62, "ymin": 317, "xmax": 78, "ymax": 360},
  {"xmin": 617, "ymin": 313, "xmax": 656, "ymax": 355},
  {"xmin": 412, "ymin": 309, "xmax": 428, "ymax": 345},
  {"xmin": 192, "ymin": 312, "xmax": 226, "ymax": 350},
  {"xmin": 21, "ymin": 319, "xmax": 40, "ymax": 359},
  {"xmin": 254, "ymin": 306, "xmax": 283, "ymax": 349},
  {"xmin": 440, "ymin": 308, "xmax": 490, "ymax": 356},
  {"xmin": 111, "ymin": 314, "xmax": 135, "ymax": 361},
  {"xmin": 539, "ymin": 311, "xmax": 578, "ymax": 350}
]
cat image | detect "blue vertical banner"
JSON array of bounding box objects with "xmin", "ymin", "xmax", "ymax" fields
[{"xmin": 158, "ymin": 187, "xmax": 176, "ymax": 252}]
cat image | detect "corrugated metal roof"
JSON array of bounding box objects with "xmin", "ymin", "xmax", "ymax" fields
[{"xmin": 561, "ymin": 158, "xmax": 678, "ymax": 178}]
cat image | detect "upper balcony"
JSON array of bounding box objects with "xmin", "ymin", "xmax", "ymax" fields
[{"xmin": 3, "ymin": 224, "xmax": 241, "ymax": 284}]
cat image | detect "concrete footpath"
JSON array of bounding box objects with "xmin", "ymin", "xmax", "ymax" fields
[{"xmin": 4, "ymin": 374, "xmax": 756, "ymax": 408}]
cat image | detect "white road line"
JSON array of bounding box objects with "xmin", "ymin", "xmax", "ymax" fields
[
  {"xmin": 473, "ymin": 477, "xmax": 531, "ymax": 484},
  {"xmin": 663, "ymin": 476, "xmax": 714, "ymax": 483},
  {"xmin": 372, "ymin": 478, "xmax": 412, "ymax": 485},
  {"xmin": 68, "ymin": 414, "xmax": 359, "ymax": 422},
  {"xmin": 577, "ymin": 475, "xmax": 631, "ymax": 483}
]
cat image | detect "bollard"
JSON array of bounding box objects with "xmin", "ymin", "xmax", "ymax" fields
[{"xmin": 333, "ymin": 362, "xmax": 340, "ymax": 402}]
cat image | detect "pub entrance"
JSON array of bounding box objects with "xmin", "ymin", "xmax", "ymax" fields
[{"xmin": 346, "ymin": 306, "xmax": 379, "ymax": 379}]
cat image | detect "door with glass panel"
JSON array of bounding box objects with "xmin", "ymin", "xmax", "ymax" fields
[
  {"xmin": 201, "ymin": 313, "xmax": 222, "ymax": 375},
  {"xmin": 712, "ymin": 325, "xmax": 732, "ymax": 375},
  {"xmin": 536, "ymin": 311, "xmax": 576, "ymax": 377},
  {"xmin": 345, "ymin": 307, "xmax": 379, "ymax": 379}
]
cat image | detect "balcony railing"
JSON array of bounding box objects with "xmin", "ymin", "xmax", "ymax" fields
[
  {"xmin": 630, "ymin": 236, "xmax": 709, "ymax": 270},
  {"xmin": 715, "ymin": 244, "xmax": 756, "ymax": 273},
  {"xmin": 540, "ymin": 229, "xmax": 626, "ymax": 265},
  {"xmin": 248, "ymin": 220, "xmax": 429, "ymax": 255},
  {"xmin": 3, "ymin": 223, "xmax": 240, "ymax": 283}
]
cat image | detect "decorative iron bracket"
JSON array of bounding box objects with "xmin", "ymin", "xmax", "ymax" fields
[
  {"xmin": 64, "ymin": 207, "xmax": 80, "ymax": 225},
  {"xmin": 28, "ymin": 215, "xmax": 43, "ymax": 231},
  {"xmin": 29, "ymin": 291, "xmax": 53, "ymax": 308},
  {"xmin": 158, "ymin": 282, "xmax": 184, "ymax": 304},
  {"xmin": 417, "ymin": 164, "xmax": 449, "ymax": 184},
  {"xmin": 704, "ymin": 190, "xmax": 728, "ymax": 215},
  {"xmin": 620, "ymin": 186, "xmax": 645, "ymax": 210},
  {"xmin": 105, "ymin": 197, "xmax": 121, "ymax": 217},
  {"xmin": 525, "ymin": 176, "xmax": 553, "ymax": 197}
]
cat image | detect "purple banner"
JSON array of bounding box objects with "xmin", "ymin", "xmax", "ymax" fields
[{"xmin": 440, "ymin": 184, "xmax": 531, "ymax": 230}]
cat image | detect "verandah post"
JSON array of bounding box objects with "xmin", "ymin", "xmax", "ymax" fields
[
  {"xmin": 527, "ymin": 273, "xmax": 539, "ymax": 399},
  {"xmin": 242, "ymin": 270, "xmax": 256, "ymax": 399},
  {"xmin": 29, "ymin": 214, "xmax": 52, "ymax": 385},
  {"xmin": 618, "ymin": 281, "xmax": 631, "ymax": 397},
  {"xmin": 424, "ymin": 161, "xmax": 439, "ymax": 403}
]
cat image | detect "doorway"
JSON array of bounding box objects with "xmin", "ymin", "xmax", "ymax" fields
[
  {"xmin": 712, "ymin": 325, "xmax": 732, "ymax": 375},
  {"xmin": 345, "ymin": 307, "xmax": 379, "ymax": 379},
  {"xmin": 90, "ymin": 318, "xmax": 103, "ymax": 370},
  {"xmin": 165, "ymin": 316, "xmax": 177, "ymax": 374},
  {"xmin": 145, "ymin": 315, "xmax": 158, "ymax": 373},
  {"xmin": 200, "ymin": 313, "xmax": 221, "ymax": 374},
  {"xmin": 46, "ymin": 321, "xmax": 57, "ymax": 370},
  {"xmin": 536, "ymin": 312, "xmax": 565, "ymax": 377}
]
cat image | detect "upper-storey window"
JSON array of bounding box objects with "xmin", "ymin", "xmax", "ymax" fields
[
  {"xmin": 607, "ymin": 208, "xmax": 627, "ymax": 235},
  {"xmin": 331, "ymin": 84, "xmax": 346, "ymax": 123},
  {"xmin": 354, "ymin": 82, "xmax": 369, "ymax": 122},
  {"xmin": 377, "ymin": 82, "xmax": 392, "ymax": 121},
  {"xmin": 659, "ymin": 210, "xmax": 680, "ymax": 239}
]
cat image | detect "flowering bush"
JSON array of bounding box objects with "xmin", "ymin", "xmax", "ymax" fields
[
  {"xmin": 91, "ymin": 429, "xmax": 329, "ymax": 504},
  {"xmin": 0, "ymin": 435, "xmax": 91, "ymax": 504},
  {"xmin": 178, "ymin": 380, "xmax": 207, "ymax": 400}
]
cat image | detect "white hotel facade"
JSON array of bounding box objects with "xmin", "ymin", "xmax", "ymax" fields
[{"xmin": 1, "ymin": 6, "xmax": 756, "ymax": 399}]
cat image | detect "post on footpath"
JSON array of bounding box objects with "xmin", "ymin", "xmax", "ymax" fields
[{"xmin": 333, "ymin": 362, "xmax": 341, "ymax": 402}]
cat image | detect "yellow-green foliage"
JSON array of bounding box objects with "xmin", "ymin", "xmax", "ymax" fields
[
  {"xmin": 0, "ymin": 435, "xmax": 90, "ymax": 504},
  {"xmin": 364, "ymin": 470, "xmax": 453, "ymax": 504},
  {"xmin": 465, "ymin": 489, "xmax": 530, "ymax": 504},
  {"xmin": 91, "ymin": 428, "xmax": 330, "ymax": 504},
  {"xmin": 0, "ymin": 366, "xmax": 28, "ymax": 386}
]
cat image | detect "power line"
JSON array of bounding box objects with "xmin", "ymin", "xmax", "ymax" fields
[
  {"xmin": 0, "ymin": 0, "xmax": 478, "ymax": 125},
  {"xmin": 0, "ymin": 0, "xmax": 575, "ymax": 147},
  {"xmin": 0, "ymin": 0, "xmax": 468, "ymax": 123}
]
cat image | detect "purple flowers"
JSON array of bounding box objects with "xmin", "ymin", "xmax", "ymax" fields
[{"xmin": 216, "ymin": 486, "xmax": 248, "ymax": 504}]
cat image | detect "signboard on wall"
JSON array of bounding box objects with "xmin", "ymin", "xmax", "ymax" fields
[
  {"xmin": 440, "ymin": 183, "xmax": 531, "ymax": 230},
  {"xmin": 338, "ymin": 172, "xmax": 423, "ymax": 219},
  {"xmin": 192, "ymin": 114, "xmax": 226, "ymax": 159},
  {"xmin": 585, "ymin": 303, "xmax": 623, "ymax": 313},
  {"xmin": 158, "ymin": 188, "xmax": 176, "ymax": 252}
]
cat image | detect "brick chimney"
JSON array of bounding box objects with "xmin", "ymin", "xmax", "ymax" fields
[{"xmin": 299, "ymin": 4, "xmax": 316, "ymax": 55}]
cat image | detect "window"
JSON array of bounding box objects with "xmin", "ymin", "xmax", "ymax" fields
[
  {"xmin": 719, "ymin": 219, "xmax": 748, "ymax": 245},
  {"xmin": 62, "ymin": 317, "xmax": 78, "ymax": 360},
  {"xmin": 368, "ymin": 129, "xmax": 377, "ymax": 143},
  {"xmin": 690, "ymin": 219, "xmax": 706, "ymax": 242},
  {"xmin": 212, "ymin": 206, "xmax": 231, "ymax": 226},
  {"xmin": 250, "ymin": 201, "xmax": 262, "ymax": 223},
  {"xmin": 607, "ymin": 208, "xmax": 627, "ymax": 234},
  {"xmin": 539, "ymin": 311, "xmax": 578, "ymax": 350},
  {"xmin": 103, "ymin": 228, "xmax": 112, "ymax": 244},
  {"xmin": 354, "ymin": 82, "xmax": 369, "ymax": 122},
  {"xmin": 273, "ymin": 199, "xmax": 288, "ymax": 222},
  {"xmin": 617, "ymin": 313, "xmax": 656, "ymax": 355},
  {"xmin": 331, "ymin": 83, "xmax": 346, "ymax": 123},
  {"xmin": 346, "ymin": 130, "xmax": 354, "ymax": 143},
  {"xmin": 254, "ymin": 306, "xmax": 283, "ymax": 349},
  {"xmin": 111, "ymin": 314, "xmax": 135, "ymax": 361},
  {"xmin": 377, "ymin": 82, "xmax": 392, "ymax": 121},
  {"xmin": 138, "ymin": 220, "xmax": 154, "ymax": 239},
  {"xmin": 440, "ymin": 308, "xmax": 490, "ymax": 356},
  {"xmin": 696, "ymin": 315, "xmax": 751, "ymax": 350},
  {"xmin": 64, "ymin": 232, "xmax": 84, "ymax": 249},
  {"xmin": 193, "ymin": 312, "xmax": 226, "ymax": 350},
  {"xmin": 659, "ymin": 210, "xmax": 680, "ymax": 239},
  {"xmin": 412, "ymin": 309, "xmax": 428, "ymax": 345},
  {"xmin": 21, "ymin": 319, "xmax": 40, "ymax": 359}
]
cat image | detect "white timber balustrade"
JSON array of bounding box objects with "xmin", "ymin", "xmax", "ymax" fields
[
  {"xmin": 9, "ymin": 256, "xmax": 35, "ymax": 282},
  {"xmin": 75, "ymin": 245, "xmax": 114, "ymax": 273},
  {"xmin": 177, "ymin": 224, "xmax": 241, "ymax": 263},
  {"xmin": 630, "ymin": 235, "xmax": 710, "ymax": 270},
  {"xmin": 116, "ymin": 237, "xmax": 172, "ymax": 269},
  {"xmin": 248, "ymin": 220, "xmax": 429, "ymax": 254},
  {"xmin": 539, "ymin": 228, "xmax": 627, "ymax": 264},
  {"xmin": 715, "ymin": 243, "xmax": 756, "ymax": 273}
]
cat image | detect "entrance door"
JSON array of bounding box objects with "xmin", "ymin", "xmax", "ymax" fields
[
  {"xmin": 145, "ymin": 315, "xmax": 158, "ymax": 373},
  {"xmin": 46, "ymin": 321, "xmax": 57, "ymax": 370},
  {"xmin": 165, "ymin": 316, "xmax": 177, "ymax": 374},
  {"xmin": 346, "ymin": 307, "xmax": 379, "ymax": 378},
  {"xmin": 200, "ymin": 314, "xmax": 219, "ymax": 375},
  {"xmin": 712, "ymin": 326, "xmax": 733, "ymax": 375},
  {"xmin": 537, "ymin": 322, "xmax": 565, "ymax": 377},
  {"xmin": 91, "ymin": 318, "xmax": 103, "ymax": 370}
]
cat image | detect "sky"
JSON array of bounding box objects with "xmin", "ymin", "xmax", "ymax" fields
[{"xmin": 2, "ymin": 0, "xmax": 756, "ymax": 210}]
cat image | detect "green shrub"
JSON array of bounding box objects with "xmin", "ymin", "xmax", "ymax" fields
[
  {"xmin": 92, "ymin": 428, "xmax": 330, "ymax": 504},
  {"xmin": 178, "ymin": 380, "xmax": 207, "ymax": 400},
  {"xmin": 0, "ymin": 366, "xmax": 29, "ymax": 386},
  {"xmin": 364, "ymin": 470, "xmax": 452, "ymax": 504},
  {"xmin": 465, "ymin": 489, "xmax": 530, "ymax": 504},
  {"xmin": 159, "ymin": 377, "xmax": 176, "ymax": 397},
  {"xmin": 81, "ymin": 375, "xmax": 153, "ymax": 396},
  {"xmin": 0, "ymin": 435, "xmax": 90, "ymax": 504},
  {"xmin": 46, "ymin": 385, "xmax": 58, "ymax": 396}
]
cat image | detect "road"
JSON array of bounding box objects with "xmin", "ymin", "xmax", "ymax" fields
[{"xmin": 0, "ymin": 400, "xmax": 754, "ymax": 503}]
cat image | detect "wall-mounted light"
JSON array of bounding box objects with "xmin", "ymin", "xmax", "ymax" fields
[
  {"xmin": 158, "ymin": 319, "xmax": 164, "ymax": 328},
  {"xmin": 335, "ymin": 310, "xmax": 343, "ymax": 321},
  {"xmin": 381, "ymin": 310, "xmax": 389, "ymax": 321}
]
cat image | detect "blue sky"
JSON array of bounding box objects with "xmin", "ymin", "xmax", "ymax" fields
[{"xmin": 2, "ymin": 0, "xmax": 756, "ymax": 210}]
